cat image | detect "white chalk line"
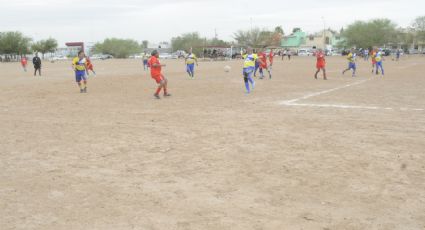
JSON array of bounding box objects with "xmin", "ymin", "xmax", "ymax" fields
[
  {"xmin": 279, "ymin": 79, "xmax": 425, "ymax": 112},
  {"xmin": 281, "ymin": 79, "xmax": 370, "ymax": 104}
]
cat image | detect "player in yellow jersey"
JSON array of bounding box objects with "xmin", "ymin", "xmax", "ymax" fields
[
  {"xmin": 242, "ymin": 47, "xmax": 257, "ymax": 94},
  {"xmin": 185, "ymin": 48, "xmax": 198, "ymax": 79},
  {"xmin": 72, "ymin": 51, "xmax": 88, "ymax": 93},
  {"xmin": 342, "ymin": 48, "xmax": 357, "ymax": 77}
]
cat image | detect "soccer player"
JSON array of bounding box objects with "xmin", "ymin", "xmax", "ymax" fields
[
  {"xmin": 269, "ymin": 49, "xmax": 274, "ymax": 77},
  {"xmin": 142, "ymin": 53, "xmax": 149, "ymax": 71},
  {"xmin": 314, "ymin": 49, "xmax": 327, "ymax": 80},
  {"xmin": 371, "ymin": 48, "xmax": 377, "ymax": 74},
  {"xmin": 242, "ymin": 47, "xmax": 256, "ymax": 94},
  {"xmin": 148, "ymin": 50, "xmax": 171, "ymax": 99},
  {"xmin": 185, "ymin": 48, "xmax": 198, "ymax": 79},
  {"xmin": 254, "ymin": 49, "xmax": 260, "ymax": 77},
  {"xmin": 32, "ymin": 53, "xmax": 42, "ymax": 76},
  {"xmin": 375, "ymin": 49, "xmax": 385, "ymax": 76},
  {"xmin": 72, "ymin": 51, "xmax": 88, "ymax": 93},
  {"xmin": 20, "ymin": 56, "xmax": 28, "ymax": 72},
  {"xmin": 258, "ymin": 49, "xmax": 271, "ymax": 79},
  {"xmin": 85, "ymin": 57, "xmax": 96, "ymax": 76},
  {"xmin": 342, "ymin": 49, "xmax": 357, "ymax": 77}
]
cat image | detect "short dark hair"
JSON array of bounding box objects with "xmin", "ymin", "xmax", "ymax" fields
[
  {"xmin": 151, "ymin": 50, "xmax": 158, "ymax": 56},
  {"xmin": 78, "ymin": 50, "xmax": 84, "ymax": 55}
]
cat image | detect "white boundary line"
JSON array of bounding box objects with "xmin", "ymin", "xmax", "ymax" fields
[
  {"xmin": 279, "ymin": 79, "xmax": 424, "ymax": 112},
  {"xmin": 281, "ymin": 79, "xmax": 369, "ymax": 104}
]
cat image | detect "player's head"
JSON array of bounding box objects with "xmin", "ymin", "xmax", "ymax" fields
[
  {"xmin": 151, "ymin": 50, "xmax": 159, "ymax": 58},
  {"xmin": 246, "ymin": 47, "xmax": 253, "ymax": 54},
  {"xmin": 188, "ymin": 47, "xmax": 193, "ymax": 54},
  {"xmin": 78, "ymin": 50, "xmax": 85, "ymax": 59}
]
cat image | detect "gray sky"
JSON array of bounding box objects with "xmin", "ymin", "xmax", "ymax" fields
[{"xmin": 1, "ymin": 0, "xmax": 424, "ymax": 46}]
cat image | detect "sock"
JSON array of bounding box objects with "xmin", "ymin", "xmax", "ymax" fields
[
  {"xmin": 155, "ymin": 87, "xmax": 162, "ymax": 95},
  {"xmin": 164, "ymin": 87, "xmax": 168, "ymax": 95},
  {"xmin": 245, "ymin": 81, "xmax": 250, "ymax": 93}
]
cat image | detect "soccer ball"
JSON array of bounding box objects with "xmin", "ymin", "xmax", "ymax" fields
[{"xmin": 224, "ymin": 65, "xmax": 231, "ymax": 73}]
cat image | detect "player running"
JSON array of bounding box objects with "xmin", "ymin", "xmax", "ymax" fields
[
  {"xmin": 72, "ymin": 51, "xmax": 89, "ymax": 93},
  {"xmin": 258, "ymin": 49, "xmax": 271, "ymax": 79},
  {"xmin": 242, "ymin": 47, "xmax": 257, "ymax": 94},
  {"xmin": 142, "ymin": 53, "xmax": 149, "ymax": 71},
  {"xmin": 342, "ymin": 49, "xmax": 357, "ymax": 77},
  {"xmin": 148, "ymin": 50, "xmax": 171, "ymax": 99},
  {"xmin": 85, "ymin": 57, "xmax": 96, "ymax": 76},
  {"xmin": 371, "ymin": 48, "xmax": 377, "ymax": 74},
  {"xmin": 20, "ymin": 56, "xmax": 28, "ymax": 72},
  {"xmin": 254, "ymin": 49, "xmax": 260, "ymax": 77},
  {"xmin": 185, "ymin": 48, "xmax": 198, "ymax": 79},
  {"xmin": 375, "ymin": 49, "xmax": 385, "ymax": 76},
  {"xmin": 314, "ymin": 49, "xmax": 327, "ymax": 80},
  {"xmin": 268, "ymin": 49, "xmax": 274, "ymax": 77}
]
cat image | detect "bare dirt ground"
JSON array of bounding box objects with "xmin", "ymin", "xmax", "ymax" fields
[{"xmin": 1, "ymin": 55, "xmax": 425, "ymax": 230}]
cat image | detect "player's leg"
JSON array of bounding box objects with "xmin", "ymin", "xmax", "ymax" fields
[
  {"xmin": 267, "ymin": 66, "xmax": 272, "ymax": 79},
  {"xmin": 378, "ymin": 62, "xmax": 384, "ymax": 75},
  {"xmin": 322, "ymin": 68, "xmax": 327, "ymax": 80},
  {"xmin": 163, "ymin": 77, "xmax": 171, "ymax": 96},
  {"xmin": 352, "ymin": 64, "xmax": 356, "ymax": 77},
  {"xmin": 314, "ymin": 68, "xmax": 320, "ymax": 79},
  {"xmin": 247, "ymin": 70, "xmax": 255, "ymax": 89},
  {"xmin": 243, "ymin": 71, "xmax": 251, "ymax": 93},
  {"xmin": 186, "ymin": 64, "xmax": 192, "ymax": 78}
]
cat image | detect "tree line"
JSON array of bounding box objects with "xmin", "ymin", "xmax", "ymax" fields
[
  {"xmin": 1, "ymin": 16, "xmax": 424, "ymax": 60},
  {"xmin": 0, "ymin": 31, "xmax": 58, "ymax": 60}
]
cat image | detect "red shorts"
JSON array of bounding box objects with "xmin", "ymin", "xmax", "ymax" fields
[
  {"xmin": 152, "ymin": 74, "xmax": 164, "ymax": 84},
  {"xmin": 316, "ymin": 63, "xmax": 325, "ymax": 69},
  {"xmin": 372, "ymin": 60, "xmax": 377, "ymax": 64}
]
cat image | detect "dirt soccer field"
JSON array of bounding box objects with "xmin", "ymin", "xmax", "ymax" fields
[{"xmin": 1, "ymin": 55, "xmax": 425, "ymax": 230}]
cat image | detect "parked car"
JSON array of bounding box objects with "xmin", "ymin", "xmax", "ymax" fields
[
  {"xmin": 49, "ymin": 55, "xmax": 68, "ymax": 62},
  {"xmin": 297, "ymin": 49, "xmax": 312, "ymax": 56},
  {"xmin": 159, "ymin": 53, "xmax": 172, "ymax": 59}
]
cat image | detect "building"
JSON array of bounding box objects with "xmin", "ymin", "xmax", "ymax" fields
[{"xmin": 281, "ymin": 29, "xmax": 343, "ymax": 51}]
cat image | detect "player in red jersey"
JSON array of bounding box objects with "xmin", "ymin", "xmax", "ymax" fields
[
  {"xmin": 148, "ymin": 50, "xmax": 171, "ymax": 99},
  {"xmin": 314, "ymin": 49, "xmax": 327, "ymax": 80},
  {"xmin": 258, "ymin": 49, "xmax": 271, "ymax": 79}
]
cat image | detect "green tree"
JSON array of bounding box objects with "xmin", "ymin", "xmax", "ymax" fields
[
  {"xmin": 171, "ymin": 32, "xmax": 204, "ymax": 55},
  {"xmin": 0, "ymin": 31, "xmax": 32, "ymax": 57},
  {"xmin": 412, "ymin": 16, "xmax": 425, "ymax": 42},
  {"xmin": 342, "ymin": 19, "xmax": 398, "ymax": 48},
  {"xmin": 93, "ymin": 38, "xmax": 142, "ymax": 58},
  {"xmin": 233, "ymin": 28, "xmax": 275, "ymax": 47},
  {"xmin": 31, "ymin": 38, "xmax": 58, "ymax": 58}
]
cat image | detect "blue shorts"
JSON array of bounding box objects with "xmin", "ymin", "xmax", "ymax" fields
[
  {"xmin": 143, "ymin": 60, "xmax": 148, "ymax": 65},
  {"xmin": 187, "ymin": 63, "xmax": 195, "ymax": 73},
  {"xmin": 243, "ymin": 67, "xmax": 255, "ymax": 76},
  {"xmin": 348, "ymin": 63, "xmax": 356, "ymax": 70},
  {"xmin": 376, "ymin": 61, "xmax": 383, "ymax": 68},
  {"xmin": 75, "ymin": 70, "xmax": 87, "ymax": 82}
]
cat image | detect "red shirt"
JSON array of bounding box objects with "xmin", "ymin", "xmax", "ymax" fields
[
  {"xmin": 269, "ymin": 52, "xmax": 274, "ymax": 64},
  {"xmin": 148, "ymin": 56, "xmax": 161, "ymax": 77},
  {"xmin": 21, "ymin": 57, "xmax": 27, "ymax": 65},
  {"xmin": 259, "ymin": 52, "xmax": 268, "ymax": 68},
  {"xmin": 316, "ymin": 52, "xmax": 325, "ymax": 65}
]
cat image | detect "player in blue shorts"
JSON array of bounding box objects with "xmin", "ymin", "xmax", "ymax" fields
[
  {"xmin": 342, "ymin": 49, "xmax": 357, "ymax": 77},
  {"xmin": 72, "ymin": 51, "xmax": 88, "ymax": 93},
  {"xmin": 242, "ymin": 47, "xmax": 257, "ymax": 94},
  {"xmin": 185, "ymin": 48, "xmax": 198, "ymax": 79},
  {"xmin": 375, "ymin": 49, "xmax": 385, "ymax": 76}
]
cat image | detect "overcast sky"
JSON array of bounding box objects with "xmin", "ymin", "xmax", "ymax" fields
[{"xmin": 1, "ymin": 0, "xmax": 424, "ymax": 46}]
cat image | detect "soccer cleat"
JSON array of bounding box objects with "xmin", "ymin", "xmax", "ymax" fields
[
  {"xmin": 154, "ymin": 94, "xmax": 161, "ymax": 99},
  {"xmin": 80, "ymin": 89, "xmax": 84, "ymax": 93},
  {"xmin": 84, "ymin": 88, "xmax": 88, "ymax": 93},
  {"xmin": 164, "ymin": 93, "xmax": 172, "ymax": 97}
]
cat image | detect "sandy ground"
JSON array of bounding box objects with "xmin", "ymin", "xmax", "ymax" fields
[{"xmin": 1, "ymin": 55, "xmax": 425, "ymax": 230}]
